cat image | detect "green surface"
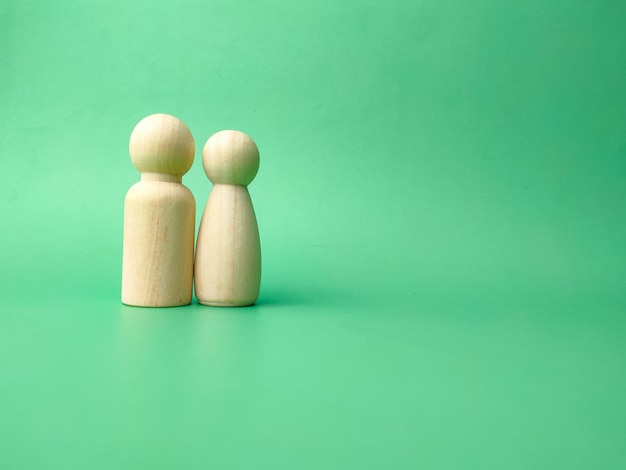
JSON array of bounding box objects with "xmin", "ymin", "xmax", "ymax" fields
[{"xmin": 1, "ymin": 0, "xmax": 625, "ymax": 468}]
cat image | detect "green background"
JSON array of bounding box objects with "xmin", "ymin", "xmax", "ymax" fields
[{"xmin": 1, "ymin": 0, "xmax": 625, "ymax": 468}]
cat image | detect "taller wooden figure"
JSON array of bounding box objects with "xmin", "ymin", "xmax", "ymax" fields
[
  {"xmin": 122, "ymin": 114, "xmax": 196, "ymax": 307},
  {"xmin": 195, "ymin": 130, "xmax": 261, "ymax": 307}
]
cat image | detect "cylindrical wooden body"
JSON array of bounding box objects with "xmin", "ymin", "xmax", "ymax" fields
[
  {"xmin": 122, "ymin": 179, "xmax": 195, "ymax": 307},
  {"xmin": 195, "ymin": 184, "xmax": 261, "ymax": 306}
]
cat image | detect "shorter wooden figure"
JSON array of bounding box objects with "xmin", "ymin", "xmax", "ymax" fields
[
  {"xmin": 195, "ymin": 130, "xmax": 261, "ymax": 307},
  {"xmin": 122, "ymin": 113, "xmax": 196, "ymax": 307}
]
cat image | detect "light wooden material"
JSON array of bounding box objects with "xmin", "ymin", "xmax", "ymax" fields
[
  {"xmin": 122, "ymin": 113, "xmax": 196, "ymax": 307},
  {"xmin": 195, "ymin": 130, "xmax": 261, "ymax": 307}
]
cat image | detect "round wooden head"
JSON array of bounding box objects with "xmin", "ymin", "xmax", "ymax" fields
[
  {"xmin": 202, "ymin": 130, "xmax": 260, "ymax": 186},
  {"xmin": 129, "ymin": 114, "xmax": 195, "ymax": 176}
]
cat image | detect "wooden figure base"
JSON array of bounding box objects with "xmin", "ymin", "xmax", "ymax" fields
[{"xmin": 197, "ymin": 300, "xmax": 256, "ymax": 307}]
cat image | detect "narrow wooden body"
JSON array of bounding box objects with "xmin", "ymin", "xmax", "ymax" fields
[
  {"xmin": 122, "ymin": 175, "xmax": 195, "ymax": 307},
  {"xmin": 194, "ymin": 184, "xmax": 261, "ymax": 306}
]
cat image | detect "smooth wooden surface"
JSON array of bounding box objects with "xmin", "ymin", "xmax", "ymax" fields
[
  {"xmin": 195, "ymin": 131, "xmax": 261, "ymax": 307},
  {"xmin": 122, "ymin": 178, "xmax": 195, "ymax": 306},
  {"xmin": 195, "ymin": 184, "xmax": 261, "ymax": 306},
  {"xmin": 122, "ymin": 114, "xmax": 195, "ymax": 307},
  {"xmin": 202, "ymin": 130, "xmax": 260, "ymax": 186},
  {"xmin": 128, "ymin": 114, "xmax": 195, "ymax": 176}
]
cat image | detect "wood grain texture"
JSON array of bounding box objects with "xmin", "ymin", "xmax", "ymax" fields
[
  {"xmin": 122, "ymin": 114, "xmax": 195, "ymax": 307},
  {"xmin": 195, "ymin": 130, "xmax": 261, "ymax": 307}
]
